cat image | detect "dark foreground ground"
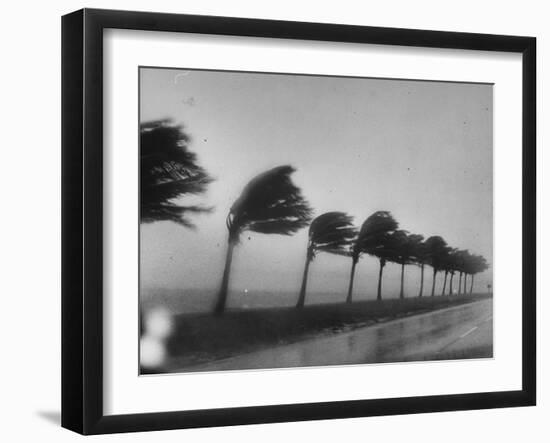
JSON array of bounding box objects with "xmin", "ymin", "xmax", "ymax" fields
[
  {"xmin": 146, "ymin": 293, "xmax": 492, "ymax": 374},
  {"xmin": 187, "ymin": 297, "xmax": 493, "ymax": 372}
]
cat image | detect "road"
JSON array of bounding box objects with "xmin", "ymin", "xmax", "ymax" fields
[{"xmin": 189, "ymin": 298, "xmax": 493, "ymax": 372}]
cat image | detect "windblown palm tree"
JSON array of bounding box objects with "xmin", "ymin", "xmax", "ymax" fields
[
  {"xmin": 454, "ymin": 249, "xmax": 470, "ymax": 295},
  {"xmin": 140, "ymin": 119, "xmax": 213, "ymax": 227},
  {"xmin": 445, "ymin": 249, "xmax": 460, "ymax": 295},
  {"xmin": 412, "ymin": 237, "xmax": 428, "ymax": 297},
  {"xmin": 448, "ymin": 269, "xmax": 456, "ymax": 295},
  {"xmin": 215, "ymin": 165, "xmax": 313, "ymax": 314},
  {"xmin": 296, "ymin": 212, "xmax": 356, "ymax": 308},
  {"xmin": 347, "ymin": 211, "xmax": 398, "ymax": 303},
  {"xmin": 382, "ymin": 231, "xmax": 424, "ymax": 299},
  {"xmin": 424, "ymin": 236, "xmax": 449, "ymax": 296},
  {"xmin": 465, "ymin": 254, "xmax": 489, "ymax": 294},
  {"xmin": 400, "ymin": 233, "xmax": 425, "ymax": 298},
  {"xmin": 440, "ymin": 248, "xmax": 458, "ymax": 296}
]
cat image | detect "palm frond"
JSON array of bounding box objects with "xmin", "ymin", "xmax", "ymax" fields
[
  {"xmin": 140, "ymin": 203, "xmax": 212, "ymax": 228},
  {"xmin": 247, "ymin": 218, "xmax": 310, "ymax": 235},
  {"xmin": 377, "ymin": 230, "xmax": 413, "ymax": 264},
  {"xmin": 228, "ymin": 165, "xmax": 313, "ymax": 240},
  {"xmin": 140, "ymin": 119, "xmax": 214, "ymax": 226},
  {"xmin": 424, "ymin": 235, "xmax": 450, "ymax": 270},
  {"xmin": 308, "ymin": 212, "xmax": 357, "ymax": 256},
  {"xmin": 468, "ymin": 254, "xmax": 489, "ymax": 274},
  {"xmin": 353, "ymin": 211, "xmax": 399, "ymax": 260}
]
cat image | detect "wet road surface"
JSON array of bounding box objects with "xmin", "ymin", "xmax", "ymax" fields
[{"xmin": 188, "ymin": 298, "xmax": 493, "ymax": 371}]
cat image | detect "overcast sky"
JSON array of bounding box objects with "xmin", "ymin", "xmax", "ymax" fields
[{"xmin": 140, "ymin": 67, "xmax": 493, "ymax": 302}]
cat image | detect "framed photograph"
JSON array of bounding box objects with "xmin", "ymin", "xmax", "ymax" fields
[{"xmin": 62, "ymin": 8, "xmax": 536, "ymax": 435}]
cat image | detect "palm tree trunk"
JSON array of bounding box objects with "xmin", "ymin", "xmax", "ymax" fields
[
  {"xmin": 418, "ymin": 264, "xmax": 424, "ymax": 297},
  {"xmin": 442, "ymin": 270, "xmax": 448, "ymax": 296},
  {"xmin": 215, "ymin": 239, "xmax": 236, "ymax": 314},
  {"xmin": 296, "ymin": 255, "xmax": 311, "ymax": 308},
  {"xmin": 470, "ymin": 274, "xmax": 474, "ymax": 294},
  {"xmin": 377, "ymin": 259, "xmax": 385, "ymax": 301},
  {"xmin": 458, "ymin": 272, "xmax": 463, "ymax": 295},
  {"xmin": 449, "ymin": 273, "xmax": 454, "ymax": 295},
  {"xmin": 431, "ymin": 268, "xmax": 437, "ymax": 296},
  {"xmin": 346, "ymin": 259, "xmax": 357, "ymax": 303},
  {"xmin": 399, "ymin": 263, "xmax": 405, "ymax": 299}
]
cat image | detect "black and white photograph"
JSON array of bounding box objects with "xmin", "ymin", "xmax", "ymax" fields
[
  {"xmin": 139, "ymin": 67, "xmax": 493, "ymax": 375},
  {"xmin": 0, "ymin": 0, "xmax": 543, "ymax": 439}
]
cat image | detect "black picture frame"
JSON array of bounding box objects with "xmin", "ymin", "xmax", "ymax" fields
[{"xmin": 62, "ymin": 8, "xmax": 536, "ymax": 435}]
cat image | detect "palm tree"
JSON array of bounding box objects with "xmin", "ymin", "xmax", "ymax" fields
[
  {"xmin": 455, "ymin": 250, "xmax": 470, "ymax": 295},
  {"xmin": 140, "ymin": 119, "xmax": 213, "ymax": 227},
  {"xmin": 383, "ymin": 231, "xmax": 424, "ymax": 299},
  {"xmin": 296, "ymin": 212, "xmax": 356, "ymax": 308},
  {"xmin": 441, "ymin": 270, "xmax": 448, "ymax": 296},
  {"xmin": 446, "ymin": 249, "xmax": 461, "ymax": 295},
  {"xmin": 424, "ymin": 236, "xmax": 449, "ymax": 296},
  {"xmin": 413, "ymin": 237, "xmax": 428, "ymax": 297},
  {"xmin": 440, "ymin": 248, "xmax": 458, "ymax": 296},
  {"xmin": 466, "ymin": 254, "xmax": 489, "ymax": 294},
  {"xmin": 215, "ymin": 165, "xmax": 312, "ymax": 314},
  {"xmin": 448, "ymin": 269, "xmax": 456, "ymax": 295},
  {"xmin": 347, "ymin": 211, "xmax": 398, "ymax": 302},
  {"xmin": 406, "ymin": 234, "xmax": 425, "ymax": 298}
]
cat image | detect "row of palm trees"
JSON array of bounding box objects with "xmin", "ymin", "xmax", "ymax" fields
[
  {"xmin": 298, "ymin": 210, "xmax": 489, "ymax": 309},
  {"xmin": 138, "ymin": 120, "xmax": 489, "ymax": 315},
  {"xmin": 215, "ymin": 165, "xmax": 488, "ymax": 314}
]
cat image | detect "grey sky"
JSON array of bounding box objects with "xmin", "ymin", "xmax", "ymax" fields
[{"xmin": 140, "ymin": 67, "xmax": 493, "ymax": 302}]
